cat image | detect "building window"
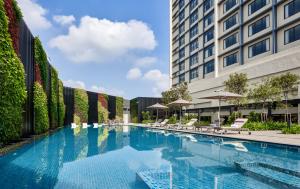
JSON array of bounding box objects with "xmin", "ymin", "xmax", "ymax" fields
[
  {"xmin": 179, "ymin": 23, "xmax": 185, "ymax": 34},
  {"xmin": 190, "ymin": 24, "xmax": 198, "ymax": 38},
  {"xmin": 190, "ymin": 53, "xmax": 199, "ymax": 66},
  {"xmin": 248, "ymin": 0, "xmax": 269, "ymax": 15},
  {"xmin": 179, "ymin": 62, "xmax": 185, "ymax": 71},
  {"xmin": 179, "ymin": 0, "xmax": 185, "ymax": 9},
  {"xmin": 190, "ymin": 0, "xmax": 198, "ymax": 10},
  {"xmin": 204, "ymin": 60, "xmax": 214, "ymax": 74},
  {"xmin": 190, "ymin": 10, "xmax": 198, "ymax": 25},
  {"xmin": 179, "ymin": 74, "xmax": 185, "ymax": 83},
  {"xmin": 224, "ymin": 52, "xmax": 238, "ymax": 67},
  {"xmin": 179, "ymin": 48, "xmax": 185, "ymax": 59},
  {"xmin": 204, "ymin": 0, "xmax": 213, "ymax": 13},
  {"xmin": 285, "ymin": 24, "xmax": 300, "ymax": 44},
  {"xmin": 223, "ymin": 14, "xmax": 237, "ymax": 31},
  {"xmin": 179, "ymin": 11, "xmax": 185, "ymax": 22},
  {"xmin": 204, "ymin": 28, "xmax": 214, "ymax": 43},
  {"xmin": 224, "ymin": 0, "xmax": 237, "ymax": 13},
  {"xmin": 224, "ymin": 33, "xmax": 238, "ymax": 49},
  {"xmin": 249, "ymin": 15, "xmax": 270, "ymax": 36},
  {"xmin": 284, "ymin": 0, "xmax": 300, "ymax": 19},
  {"xmin": 190, "ymin": 68, "xmax": 199, "ymax": 79},
  {"xmin": 179, "ymin": 36, "xmax": 185, "ymax": 47},
  {"xmin": 204, "ymin": 45, "xmax": 214, "ymax": 58},
  {"xmin": 190, "ymin": 39, "xmax": 198, "ymax": 52},
  {"xmin": 204, "ymin": 12, "xmax": 214, "ymax": 28},
  {"xmin": 248, "ymin": 38, "xmax": 270, "ymax": 58}
]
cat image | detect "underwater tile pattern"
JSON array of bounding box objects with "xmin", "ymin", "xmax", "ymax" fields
[{"xmin": 0, "ymin": 126, "xmax": 299, "ymax": 189}]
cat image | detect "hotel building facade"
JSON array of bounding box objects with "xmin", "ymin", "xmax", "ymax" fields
[{"xmin": 170, "ymin": 0, "xmax": 300, "ymax": 122}]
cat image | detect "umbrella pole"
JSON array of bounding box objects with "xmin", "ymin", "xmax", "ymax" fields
[
  {"xmin": 180, "ymin": 106, "xmax": 182, "ymax": 126},
  {"xmin": 218, "ymin": 98, "xmax": 221, "ymax": 127},
  {"xmin": 156, "ymin": 109, "xmax": 158, "ymax": 123}
]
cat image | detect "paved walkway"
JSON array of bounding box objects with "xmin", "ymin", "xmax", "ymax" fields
[{"xmin": 136, "ymin": 124, "xmax": 300, "ymax": 147}]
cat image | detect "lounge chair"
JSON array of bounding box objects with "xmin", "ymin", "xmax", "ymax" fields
[
  {"xmin": 156, "ymin": 119, "xmax": 168, "ymax": 128},
  {"xmin": 149, "ymin": 119, "xmax": 162, "ymax": 127},
  {"xmin": 200, "ymin": 120, "xmax": 222, "ymax": 133},
  {"xmin": 71, "ymin": 123, "xmax": 77, "ymax": 129},
  {"xmin": 221, "ymin": 118, "xmax": 250, "ymax": 134},
  {"xmin": 179, "ymin": 118, "xmax": 198, "ymax": 130},
  {"xmin": 82, "ymin": 123, "xmax": 88, "ymax": 128}
]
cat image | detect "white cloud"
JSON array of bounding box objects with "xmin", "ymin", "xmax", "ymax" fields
[
  {"xmin": 143, "ymin": 69, "xmax": 170, "ymax": 97},
  {"xmin": 126, "ymin": 68, "xmax": 142, "ymax": 80},
  {"xmin": 91, "ymin": 85, "xmax": 124, "ymax": 97},
  {"xmin": 16, "ymin": 0, "xmax": 51, "ymax": 32},
  {"xmin": 134, "ymin": 56, "xmax": 157, "ymax": 67},
  {"xmin": 53, "ymin": 15, "xmax": 75, "ymax": 26},
  {"xmin": 63, "ymin": 80, "xmax": 86, "ymax": 89},
  {"xmin": 49, "ymin": 16, "xmax": 157, "ymax": 64}
]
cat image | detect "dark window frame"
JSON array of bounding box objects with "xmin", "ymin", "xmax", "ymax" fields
[
  {"xmin": 248, "ymin": 15, "xmax": 270, "ymax": 36},
  {"xmin": 284, "ymin": 24, "xmax": 300, "ymax": 45},
  {"xmin": 248, "ymin": 38, "xmax": 270, "ymax": 58}
]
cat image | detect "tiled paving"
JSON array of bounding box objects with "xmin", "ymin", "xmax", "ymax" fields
[{"xmin": 135, "ymin": 124, "xmax": 300, "ymax": 147}]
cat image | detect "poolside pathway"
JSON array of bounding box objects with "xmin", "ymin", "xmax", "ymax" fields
[{"xmin": 135, "ymin": 124, "xmax": 300, "ymax": 147}]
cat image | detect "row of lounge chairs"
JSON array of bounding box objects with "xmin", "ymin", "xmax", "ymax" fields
[
  {"xmin": 147, "ymin": 118, "xmax": 250, "ymax": 135},
  {"xmin": 71, "ymin": 123, "xmax": 102, "ymax": 128}
]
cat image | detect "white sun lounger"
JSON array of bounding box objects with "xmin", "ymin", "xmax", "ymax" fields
[
  {"xmin": 82, "ymin": 123, "xmax": 88, "ymax": 128},
  {"xmin": 221, "ymin": 118, "xmax": 250, "ymax": 134},
  {"xmin": 180, "ymin": 118, "xmax": 198, "ymax": 130},
  {"xmin": 93, "ymin": 123, "xmax": 99, "ymax": 128},
  {"xmin": 71, "ymin": 123, "xmax": 77, "ymax": 129}
]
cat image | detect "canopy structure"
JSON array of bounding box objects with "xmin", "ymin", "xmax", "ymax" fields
[
  {"xmin": 147, "ymin": 103, "xmax": 168, "ymax": 123},
  {"xmin": 167, "ymin": 98, "xmax": 193, "ymax": 125},
  {"xmin": 198, "ymin": 90, "xmax": 243, "ymax": 126}
]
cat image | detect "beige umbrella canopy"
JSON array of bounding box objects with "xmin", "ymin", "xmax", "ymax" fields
[
  {"xmin": 167, "ymin": 98, "xmax": 193, "ymax": 125},
  {"xmin": 147, "ymin": 103, "xmax": 168, "ymax": 122},
  {"xmin": 198, "ymin": 90, "xmax": 243, "ymax": 126}
]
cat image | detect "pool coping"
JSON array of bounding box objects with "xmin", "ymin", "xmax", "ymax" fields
[
  {"xmin": 0, "ymin": 126, "xmax": 64, "ymax": 156},
  {"xmin": 133, "ymin": 124, "xmax": 300, "ymax": 148}
]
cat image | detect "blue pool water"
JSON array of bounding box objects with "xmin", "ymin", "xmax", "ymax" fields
[{"xmin": 0, "ymin": 126, "xmax": 299, "ymax": 189}]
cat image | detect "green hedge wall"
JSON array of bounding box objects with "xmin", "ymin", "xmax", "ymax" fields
[
  {"xmin": 130, "ymin": 99, "xmax": 138, "ymax": 123},
  {"xmin": 34, "ymin": 37, "xmax": 48, "ymax": 90},
  {"xmin": 50, "ymin": 67, "xmax": 58, "ymax": 129},
  {"xmin": 0, "ymin": 0, "xmax": 26, "ymax": 144},
  {"xmin": 33, "ymin": 82, "xmax": 49, "ymax": 134},
  {"xmin": 74, "ymin": 89, "xmax": 88, "ymax": 124},
  {"xmin": 98, "ymin": 101, "xmax": 108, "ymax": 123},
  {"xmin": 116, "ymin": 97, "xmax": 123, "ymax": 120},
  {"xmin": 58, "ymin": 80, "xmax": 65, "ymax": 127}
]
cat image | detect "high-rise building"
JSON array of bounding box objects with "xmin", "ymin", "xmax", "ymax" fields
[{"xmin": 170, "ymin": 0, "xmax": 300, "ymax": 122}]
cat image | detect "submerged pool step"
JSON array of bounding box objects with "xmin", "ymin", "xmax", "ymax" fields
[
  {"xmin": 136, "ymin": 168, "xmax": 172, "ymax": 189},
  {"xmin": 235, "ymin": 162, "xmax": 300, "ymax": 189}
]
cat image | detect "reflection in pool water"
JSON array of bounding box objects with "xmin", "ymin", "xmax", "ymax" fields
[{"xmin": 0, "ymin": 126, "xmax": 299, "ymax": 189}]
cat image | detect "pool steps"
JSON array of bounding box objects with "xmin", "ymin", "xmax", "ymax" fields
[{"xmin": 235, "ymin": 162, "xmax": 300, "ymax": 189}]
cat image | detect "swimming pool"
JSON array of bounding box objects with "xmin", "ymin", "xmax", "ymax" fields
[{"xmin": 0, "ymin": 126, "xmax": 299, "ymax": 189}]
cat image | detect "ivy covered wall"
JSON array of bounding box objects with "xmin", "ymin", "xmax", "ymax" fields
[
  {"xmin": 74, "ymin": 89, "xmax": 88, "ymax": 124},
  {"xmin": 116, "ymin": 97, "xmax": 124, "ymax": 121},
  {"xmin": 58, "ymin": 80, "xmax": 65, "ymax": 127},
  {"xmin": 130, "ymin": 99, "xmax": 138, "ymax": 123},
  {"xmin": 0, "ymin": 0, "xmax": 26, "ymax": 144},
  {"xmin": 50, "ymin": 67, "xmax": 58, "ymax": 129},
  {"xmin": 34, "ymin": 37, "xmax": 48, "ymax": 90}
]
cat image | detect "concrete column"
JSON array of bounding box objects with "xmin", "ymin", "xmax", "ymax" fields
[
  {"xmin": 213, "ymin": 0, "xmax": 219, "ymax": 78},
  {"xmin": 298, "ymin": 103, "xmax": 300, "ymax": 124}
]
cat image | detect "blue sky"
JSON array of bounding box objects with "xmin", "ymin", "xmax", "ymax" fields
[{"xmin": 16, "ymin": 0, "xmax": 170, "ymax": 99}]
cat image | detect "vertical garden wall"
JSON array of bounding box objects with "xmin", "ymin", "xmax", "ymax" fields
[
  {"xmin": 74, "ymin": 89, "xmax": 88, "ymax": 124},
  {"xmin": 0, "ymin": 0, "xmax": 26, "ymax": 144},
  {"xmin": 116, "ymin": 97, "xmax": 124, "ymax": 121},
  {"xmin": 130, "ymin": 99, "xmax": 138, "ymax": 123}
]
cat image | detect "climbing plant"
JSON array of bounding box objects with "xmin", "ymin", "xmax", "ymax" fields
[
  {"xmin": 130, "ymin": 99, "xmax": 138, "ymax": 123},
  {"xmin": 98, "ymin": 93, "xmax": 108, "ymax": 109},
  {"xmin": 98, "ymin": 101, "xmax": 109, "ymax": 123},
  {"xmin": 34, "ymin": 37, "xmax": 48, "ymax": 90},
  {"xmin": 74, "ymin": 89, "xmax": 88, "ymax": 124},
  {"xmin": 33, "ymin": 82, "xmax": 49, "ymax": 134},
  {"xmin": 50, "ymin": 67, "xmax": 58, "ymax": 128},
  {"xmin": 58, "ymin": 80, "xmax": 65, "ymax": 127},
  {"xmin": 116, "ymin": 97, "xmax": 123, "ymax": 120},
  {"xmin": 0, "ymin": 0, "xmax": 26, "ymax": 144}
]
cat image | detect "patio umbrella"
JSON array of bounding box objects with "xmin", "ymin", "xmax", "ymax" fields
[
  {"xmin": 198, "ymin": 90, "xmax": 243, "ymax": 126},
  {"xmin": 147, "ymin": 103, "xmax": 168, "ymax": 122},
  {"xmin": 167, "ymin": 98, "xmax": 193, "ymax": 125}
]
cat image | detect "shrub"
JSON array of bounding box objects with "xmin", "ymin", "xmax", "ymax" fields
[
  {"xmin": 50, "ymin": 67, "xmax": 58, "ymax": 128},
  {"xmin": 33, "ymin": 82, "xmax": 49, "ymax": 134},
  {"xmin": 282, "ymin": 125, "xmax": 300, "ymax": 134},
  {"xmin": 227, "ymin": 112, "xmax": 242, "ymax": 124},
  {"xmin": 58, "ymin": 80, "xmax": 65, "ymax": 127},
  {"xmin": 34, "ymin": 37, "xmax": 48, "ymax": 90},
  {"xmin": 167, "ymin": 115, "xmax": 177, "ymax": 124},
  {"xmin": 0, "ymin": 0, "xmax": 26, "ymax": 144},
  {"xmin": 74, "ymin": 89, "xmax": 88, "ymax": 123},
  {"xmin": 142, "ymin": 111, "xmax": 151, "ymax": 121},
  {"xmin": 98, "ymin": 101, "xmax": 108, "ymax": 123},
  {"xmin": 194, "ymin": 121, "xmax": 210, "ymax": 128},
  {"xmin": 243, "ymin": 121, "xmax": 287, "ymax": 131},
  {"xmin": 248, "ymin": 111, "xmax": 261, "ymax": 122}
]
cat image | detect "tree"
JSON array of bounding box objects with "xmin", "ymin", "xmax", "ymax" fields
[
  {"xmin": 223, "ymin": 73, "xmax": 248, "ymax": 111},
  {"xmin": 161, "ymin": 82, "xmax": 192, "ymax": 105},
  {"xmin": 248, "ymin": 78, "xmax": 280, "ymax": 121},
  {"xmin": 270, "ymin": 73, "xmax": 300, "ymax": 127}
]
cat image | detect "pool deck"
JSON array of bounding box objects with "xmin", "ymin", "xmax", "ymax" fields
[{"xmin": 134, "ymin": 124, "xmax": 300, "ymax": 148}]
